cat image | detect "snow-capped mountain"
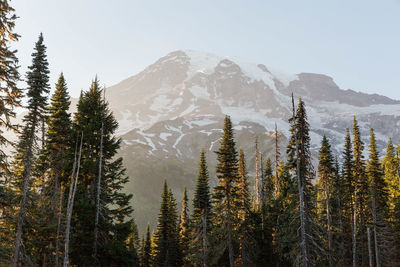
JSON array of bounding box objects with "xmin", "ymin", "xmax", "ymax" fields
[{"xmin": 104, "ymin": 50, "xmax": 400, "ymax": 231}]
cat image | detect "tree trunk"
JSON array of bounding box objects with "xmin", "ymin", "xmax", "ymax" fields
[
  {"xmin": 372, "ymin": 197, "xmax": 381, "ymax": 267},
  {"xmin": 274, "ymin": 123, "xmax": 279, "ymax": 196},
  {"xmin": 202, "ymin": 210, "xmax": 208, "ymax": 267},
  {"xmin": 13, "ymin": 123, "xmax": 37, "ymax": 267},
  {"xmin": 254, "ymin": 137, "xmax": 259, "ymax": 209},
  {"xmin": 326, "ymin": 190, "xmax": 332, "ymax": 267},
  {"xmin": 367, "ymin": 227, "xmax": 373, "ymax": 267},
  {"xmin": 227, "ymin": 194, "xmax": 235, "ymax": 267},
  {"xmin": 353, "ymin": 189, "xmax": 358, "ymax": 267},
  {"xmin": 291, "ymin": 94, "xmax": 309, "ymax": 267},
  {"xmin": 63, "ymin": 133, "xmax": 83, "ymax": 267}
]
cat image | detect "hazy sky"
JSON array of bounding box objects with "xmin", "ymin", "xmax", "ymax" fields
[{"xmin": 13, "ymin": 0, "xmax": 400, "ymax": 99}]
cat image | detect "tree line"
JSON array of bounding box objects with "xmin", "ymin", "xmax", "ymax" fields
[{"xmin": 0, "ymin": 1, "xmax": 400, "ymax": 266}]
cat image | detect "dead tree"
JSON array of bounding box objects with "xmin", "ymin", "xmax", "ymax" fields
[{"xmin": 63, "ymin": 132, "xmax": 83, "ymax": 267}]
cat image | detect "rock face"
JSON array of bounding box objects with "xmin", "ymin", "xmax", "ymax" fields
[{"xmin": 103, "ymin": 50, "xmax": 400, "ymax": 231}]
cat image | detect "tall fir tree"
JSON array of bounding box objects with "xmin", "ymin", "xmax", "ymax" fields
[
  {"xmin": 341, "ymin": 128, "xmax": 355, "ymax": 266},
  {"xmin": 189, "ymin": 150, "xmax": 212, "ymax": 267},
  {"xmin": 236, "ymin": 149, "xmax": 251, "ymax": 266},
  {"xmin": 212, "ymin": 115, "xmax": 239, "ymax": 267},
  {"xmin": 366, "ymin": 128, "xmax": 393, "ymax": 266},
  {"xmin": 153, "ymin": 180, "xmax": 181, "ymax": 266},
  {"xmin": 34, "ymin": 73, "xmax": 73, "ymax": 266},
  {"xmin": 352, "ymin": 116, "xmax": 369, "ymax": 266},
  {"xmin": 12, "ymin": 33, "xmax": 50, "ymax": 266},
  {"xmin": 0, "ymin": 1, "xmax": 22, "ymax": 261},
  {"xmin": 382, "ymin": 138, "xmax": 400, "ymax": 260},
  {"xmin": 69, "ymin": 78, "xmax": 136, "ymax": 266},
  {"xmin": 142, "ymin": 224, "xmax": 152, "ymax": 267},
  {"xmin": 286, "ymin": 97, "xmax": 318, "ymax": 266},
  {"xmin": 179, "ymin": 187, "xmax": 190, "ymax": 266},
  {"xmin": 316, "ymin": 135, "xmax": 336, "ymax": 267}
]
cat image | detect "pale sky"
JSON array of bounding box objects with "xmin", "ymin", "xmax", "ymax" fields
[{"xmin": 12, "ymin": 0, "xmax": 400, "ymax": 99}]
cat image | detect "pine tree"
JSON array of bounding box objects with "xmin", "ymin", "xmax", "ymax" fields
[
  {"xmin": 142, "ymin": 224, "xmax": 152, "ymax": 267},
  {"xmin": 316, "ymin": 135, "xmax": 335, "ymax": 267},
  {"xmin": 367, "ymin": 128, "xmax": 392, "ymax": 266},
  {"xmin": 189, "ymin": 150, "xmax": 212, "ymax": 267},
  {"xmin": 382, "ymin": 138, "xmax": 400, "ymax": 259},
  {"xmin": 153, "ymin": 180, "xmax": 181, "ymax": 266},
  {"xmin": 352, "ymin": 117, "xmax": 369, "ymax": 266},
  {"xmin": 341, "ymin": 128, "xmax": 354, "ymax": 266},
  {"xmin": 0, "ymin": 1, "xmax": 22, "ymax": 261},
  {"xmin": 12, "ymin": 33, "xmax": 50, "ymax": 266},
  {"xmin": 212, "ymin": 115, "xmax": 239, "ymax": 267},
  {"xmin": 33, "ymin": 73, "xmax": 73, "ymax": 266},
  {"xmin": 236, "ymin": 149, "xmax": 251, "ymax": 266},
  {"xmin": 69, "ymin": 78, "xmax": 135, "ymax": 265},
  {"xmin": 179, "ymin": 187, "xmax": 190, "ymax": 266},
  {"xmin": 286, "ymin": 97, "xmax": 317, "ymax": 266}
]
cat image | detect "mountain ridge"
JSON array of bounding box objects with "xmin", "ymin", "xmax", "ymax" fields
[{"xmin": 98, "ymin": 49, "xmax": 400, "ymax": 231}]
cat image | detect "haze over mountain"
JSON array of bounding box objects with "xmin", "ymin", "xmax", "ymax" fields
[{"xmin": 99, "ymin": 50, "xmax": 400, "ymax": 231}]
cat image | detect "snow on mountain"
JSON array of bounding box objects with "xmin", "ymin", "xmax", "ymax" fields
[{"xmin": 104, "ymin": 50, "xmax": 400, "ymax": 231}]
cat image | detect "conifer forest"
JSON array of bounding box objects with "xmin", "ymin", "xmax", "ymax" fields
[{"xmin": 1, "ymin": 1, "xmax": 400, "ymax": 266}]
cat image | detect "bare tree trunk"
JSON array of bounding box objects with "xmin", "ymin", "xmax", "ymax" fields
[
  {"xmin": 367, "ymin": 227, "xmax": 373, "ymax": 267},
  {"xmin": 93, "ymin": 88, "xmax": 105, "ymax": 259},
  {"xmin": 227, "ymin": 194, "xmax": 235, "ymax": 267},
  {"xmin": 274, "ymin": 123, "xmax": 280, "ymax": 196},
  {"xmin": 13, "ymin": 123, "xmax": 37, "ymax": 267},
  {"xmin": 260, "ymin": 152, "xmax": 265, "ymax": 242},
  {"xmin": 254, "ymin": 136, "xmax": 260, "ymax": 208},
  {"xmin": 337, "ymin": 195, "xmax": 345, "ymax": 262},
  {"xmin": 291, "ymin": 94, "xmax": 309, "ymax": 267},
  {"xmin": 326, "ymin": 190, "xmax": 333, "ymax": 267},
  {"xmin": 63, "ymin": 133, "xmax": 83, "ymax": 267},
  {"xmin": 353, "ymin": 189, "xmax": 358, "ymax": 267},
  {"xmin": 202, "ymin": 211, "xmax": 208, "ymax": 267},
  {"xmin": 372, "ymin": 198, "xmax": 381, "ymax": 267}
]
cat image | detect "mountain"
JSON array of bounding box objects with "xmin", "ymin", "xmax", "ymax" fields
[{"xmin": 103, "ymin": 50, "xmax": 400, "ymax": 231}]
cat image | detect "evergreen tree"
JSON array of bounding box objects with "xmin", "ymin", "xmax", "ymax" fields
[
  {"xmin": 212, "ymin": 115, "xmax": 239, "ymax": 267},
  {"xmin": 352, "ymin": 117, "xmax": 369, "ymax": 266},
  {"xmin": 189, "ymin": 150, "xmax": 212, "ymax": 267},
  {"xmin": 12, "ymin": 33, "xmax": 50, "ymax": 266},
  {"xmin": 382, "ymin": 138, "xmax": 400, "ymax": 259},
  {"xmin": 316, "ymin": 135, "xmax": 335, "ymax": 267},
  {"xmin": 366, "ymin": 128, "xmax": 392, "ymax": 266},
  {"xmin": 69, "ymin": 78, "xmax": 135, "ymax": 266},
  {"xmin": 142, "ymin": 224, "xmax": 152, "ymax": 267},
  {"xmin": 0, "ymin": 1, "xmax": 22, "ymax": 261},
  {"xmin": 236, "ymin": 149, "xmax": 251, "ymax": 266},
  {"xmin": 153, "ymin": 180, "xmax": 181, "ymax": 266},
  {"xmin": 341, "ymin": 128, "xmax": 354, "ymax": 266},
  {"xmin": 33, "ymin": 73, "xmax": 73, "ymax": 266},
  {"xmin": 286, "ymin": 97, "xmax": 318, "ymax": 266},
  {"xmin": 179, "ymin": 187, "xmax": 190, "ymax": 266},
  {"xmin": 274, "ymin": 162, "xmax": 298, "ymax": 266}
]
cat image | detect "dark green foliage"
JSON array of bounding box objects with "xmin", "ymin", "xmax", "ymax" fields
[
  {"xmin": 11, "ymin": 33, "xmax": 50, "ymax": 265},
  {"xmin": 69, "ymin": 78, "xmax": 136, "ymax": 266},
  {"xmin": 188, "ymin": 150, "xmax": 212, "ymax": 266},
  {"xmin": 0, "ymin": 1, "xmax": 22, "ymax": 261},
  {"xmin": 141, "ymin": 224, "xmax": 152, "ymax": 267},
  {"xmin": 341, "ymin": 128, "xmax": 354, "ymax": 265},
  {"xmin": 179, "ymin": 187, "xmax": 190, "ymax": 265},
  {"xmin": 367, "ymin": 128, "xmax": 393, "ymax": 265},
  {"xmin": 212, "ymin": 115, "xmax": 239, "ymax": 266},
  {"xmin": 352, "ymin": 117, "xmax": 370, "ymax": 266},
  {"xmin": 153, "ymin": 181, "xmax": 181, "ymax": 266}
]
